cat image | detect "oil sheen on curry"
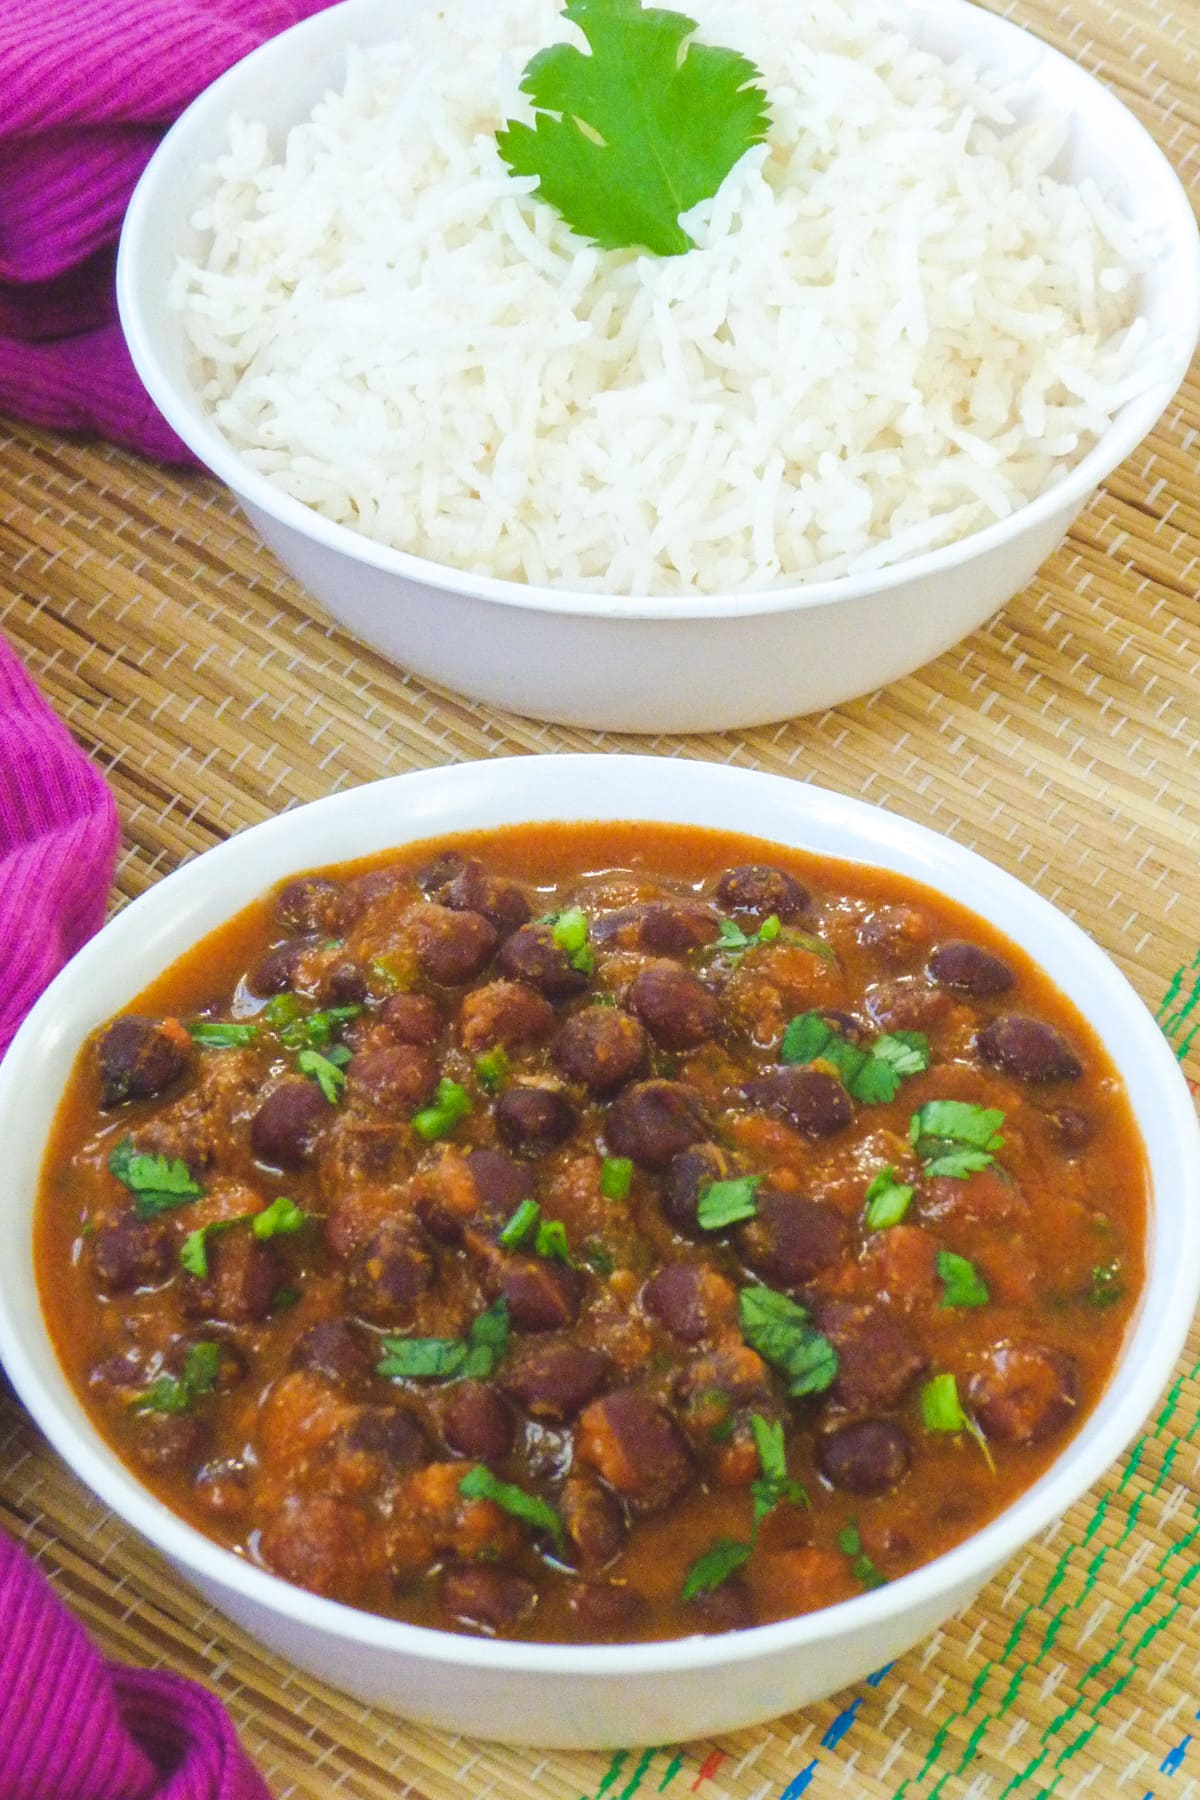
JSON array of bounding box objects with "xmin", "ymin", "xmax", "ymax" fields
[{"xmin": 38, "ymin": 824, "xmax": 1147, "ymax": 1643}]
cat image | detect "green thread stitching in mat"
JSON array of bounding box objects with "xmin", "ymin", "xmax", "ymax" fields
[
  {"xmin": 885, "ymin": 959, "xmax": 1200, "ymax": 1798},
  {"xmin": 583, "ymin": 1749, "xmax": 690, "ymax": 1800}
]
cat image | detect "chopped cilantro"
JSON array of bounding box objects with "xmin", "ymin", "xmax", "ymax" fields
[
  {"xmin": 179, "ymin": 1226, "xmax": 216, "ymax": 1278},
  {"xmin": 920, "ymin": 1372, "xmax": 995, "ymax": 1472},
  {"xmin": 681, "ymin": 1414, "xmax": 806, "ymax": 1601},
  {"xmin": 263, "ymin": 994, "xmax": 303, "ymax": 1028},
  {"xmin": 296, "ymin": 1046, "xmax": 349, "ymax": 1104},
  {"xmin": 1087, "ymin": 1259, "xmax": 1125, "ymax": 1308},
  {"xmin": 475, "ymin": 1046, "xmax": 510, "ymax": 1093},
  {"xmin": 544, "ymin": 907, "xmax": 595, "ymax": 975},
  {"xmin": 910, "ymin": 1101, "xmax": 1005, "ymax": 1178},
  {"xmin": 937, "ymin": 1249, "xmax": 990, "ymax": 1309},
  {"xmin": 748, "ymin": 1413, "xmax": 808, "ymax": 1525},
  {"xmin": 458, "ymin": 1465, "xmax": 564, "ymax": 1553},
  {"xmin": 188, "ymin": 1020, "xmax": 259, "ymax": 1049},
  {"xmin": 836, "ymin": 1519, "xmax": 887, "ymax": 1591},
  {"xmin": 738, "ymin": 1284, "xmax": 838, "ymax": 1398},
  {"xmin": 108, "ymin": 1138, "xmax": 203, "ymax": 1219},
  {"xmin": 377, "ymin": 1298, "xmax": 509, "ymax": 1381},
  {"xmin": 496, "ymin": 0, "xmax": 770, "ymax": 258},
  {"xmin": 682, "ymin": 1537, "xmax": 753, "ymax": 1600},
  {"xmin": 696, "ymin": 1174, "xmax": 761, "ymax": 1230},
  {"xmin": 535, "ymin": 1219, "xmax": 572, "ymax": 1263},
  {"xmin": 130, "ymin": 1342, "xmax": 220, "ymax": 1415},
  {"xmin": 262, "ymin": 994, "xmax": 362, "ymax": 1051},
  {"xmin": 411, "ymin": 1078, "xmax": 472, "ymax": 1141},
  {"xmin": 599, "ymin": 1155, "xmax": 633, "ymax": 1201},
  {"xmin": 714, "ymin": 915, "xmax": 833, "ymax": 967},
  {"xmin": 461, "ymin": 1297, "xmax": 511, "ymax": 1375},
  {"xmin": 180, "ymin": 1198, "xmax": 307, "ymax": 1279},
  {"xmin": 781, "ymin": 1012, "xmax": 929, "ymax": 1105},
  {"xmin": 716, "ymin": 918, "xmax": 758, "ymax": 956},
  {"xmin": 498, "ymin": 1198, "xmax": 541, "ymax": 1250},
  {"xmin": 377, "ymin": 1335, "xmax": 473, "ymax": 1381},
  {"xmin": 873, "ymin": 1033, "xmax": 932, "ymax": 1080},
  {"xmin": 580, "ymin": 1239, "xmax": 616, "ymax": 1276},
  {"xmin": 864, "ymin": 1167, "xmax": 915, "ymax": 1231},
  {"xmin": 252, "ymin": 1195, "xmax": 308, "ymax": 1240}
]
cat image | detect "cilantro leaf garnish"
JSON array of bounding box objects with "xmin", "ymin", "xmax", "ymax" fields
[
  {"xmin": 920, "ymin": 1371, "xmax": 995, "ymax": 1473},
  {"xmin": 377, "ymin": 1298, "xmax": 510, "ymax": 1381},
  {"xmin": 581, "ymin": 1239, "xmax": 616, "ymax": 1276},
  {"xmin": 497, "ymin": 0, "xmax": 770, "ymax": 258},
  {"xmin": 252, "ymin": 1195, "xmax": 307, "ymax": 1240},
  {"xmin": 696, "ymin": 1173, "xmax": 761, "ymax": 1230},
  {"xmin": 715, "ymin": 917, "xmax": 835, "ymax": 968},
  {"xmin": 263, "ymin": 994, "xmax": 303, "ymax": 1029},
  {"xmin": 461, "ymin": 1297, "xmax": 511, "ymax": 1374},
  {"xmin": 458, "ymin": 1465, "xmax": 564, "ymax": 1553},
  {"xmin": 599, "ymin": 1155, "xmax": 633, "ymax": 1200},
  {"xmin": 863, "ymin": 1166, "xmax": 915, "ymax": 1231},
  {"xmin": 411, "ymin": 1078, "xmax": 472, "ymax": 1141},
  {"xmin": 266, "ymin": 997, "xmax": 362, "ymax": 1052},
  {"xmin": 539, "ymin": 907, "xmax": 595, "ymax": 974},
  {"xmin": 108, "ymin": 1138, "xmax": 203, "ymax": 1219},
  {"xmin": 911, "ymin": 1101, "xmax": 1005, "ymax": 1178},
  {"xmin": 499, "ymin": 1198, "xmax": 541, "ymax": 1250},
  {"xmin": 715, "ymin": 918, "xmax": 759, "ymax": 956},
  {"xmin": 738, "ymin": 1284, "xmax": 838, "ymax": 1398},
  {"xmin": 375, "ymin": 1335, "xmax": 472, "ymax": 1381},
  {"xmin": 780, "ymin": 1013, "xmax": 930, "ymax": 1105},
  {"xmin": 180, "ymin": 1195, "xmax": 308, "ymax": 1278},
  {"xmin": 495, "ymin": 1201, "xmax": 572, "ymax": 1262},
  {"xmin": 188, "ymin": 1020, "xmax": 260, "ymax": 1049},
  {"xmin": 535, "ymin": 1218, "xmax": 572, "ymax": 1263},
  {"xmin": 296, "ymin": 1046, "xmax": 349, "ymax": 1104},
  {"xmin": 748, "ymin": 1413, "xmax": 808, "ymax": 1525},
  {"xmin": 682, "ymin": 1537, "xmax": 753, "ymax": 1601},
  {"xmin": 475, "ymin": 1047, "xmax": 510, "ymax": 1093},
  {"xmin": 130, "ymin": 1342, "xmax": 221, "ymax": 1415},
  {"xmin": 1087, "ymin": 1259, "xmax": 1125, "ymax": 1308},
  {"xmin": 836, "ymin": 1519, "xmax": 888, "ymax": 1592},
  {"xmin": 682, "ymin": 1414, "xmax": 806, "ymax": 1601},
  {"xmin": 180, "ymin": 1226, "xmax": 216, "ymax": 1278},
  {"xmin": 937, "ymin": 1249, "xmax": 990, "ymax": 1310}
]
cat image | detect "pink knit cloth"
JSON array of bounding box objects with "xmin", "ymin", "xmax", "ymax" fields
[
  {"xmin": 0, "ymin": 640, "xmax": 119, "ymax": 1055},
  {"xmin": 0, "ymin": 0, "xmax": 333, "ymax": 460},
  {"xmin": 0, "ymin": 640, "xmax": 271, "ymax": 1794},
  {"xmin": 0, "ymin": 1532, "xmax": 272, "ymax": 1800}
]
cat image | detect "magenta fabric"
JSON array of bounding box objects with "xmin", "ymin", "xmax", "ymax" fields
[
  {"xmin": 0, "ymin": 1531, "xmax": 273, "ymax": 1800},
  {"xmin": 0, "ymin": 643, "xmax": 275, "ymax": 1792},
  {"xmin": 0, "ymin": 639, "xmax": 120, "ymax": 1056},
  {"xmin": 0, "ymin": 0, "xmax": 335, "ymax": 461}
]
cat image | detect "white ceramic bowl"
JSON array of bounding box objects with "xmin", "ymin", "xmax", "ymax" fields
[
  {"xmin": 115, "ymin": 1, "xmax": 1200, "ymax": 733},
  {"xmin": 1, "ymin": 756, "xmax": 1198, "ymax": 1746}
]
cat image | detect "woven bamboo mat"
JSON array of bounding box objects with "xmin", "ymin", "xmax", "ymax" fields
[{"xmin": 2, "ymin": 0, "xmax": 1200, "ymax": 1793}]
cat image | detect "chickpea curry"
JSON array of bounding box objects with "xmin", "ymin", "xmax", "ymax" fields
[{"xmin": 37, "ymin": 824, "xmax": 1147, "ymax": 1642}]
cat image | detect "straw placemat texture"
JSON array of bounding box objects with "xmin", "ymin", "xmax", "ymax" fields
[{"xmin": 2, "ymin": 0, "xmax": 1199, "ymax": 1793}]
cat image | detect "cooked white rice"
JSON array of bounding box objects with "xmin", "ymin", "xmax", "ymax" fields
[{"xmin": 172, "ymin": 0, "xmax": 1157, "ymax": 596}]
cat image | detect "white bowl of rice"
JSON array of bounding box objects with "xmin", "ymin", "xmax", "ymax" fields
[{"xmin": 117, "ymin": 0, "xmax": 1200, "ymax": 732}]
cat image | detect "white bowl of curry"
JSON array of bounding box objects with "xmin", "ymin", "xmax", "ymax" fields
[{"xmin": 0, "ymin": 755, "xmax": 1196, "ymax": 1747}]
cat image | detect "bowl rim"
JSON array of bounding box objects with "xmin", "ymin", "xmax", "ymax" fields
[
  {"xmin": 2, "ymin": 753, "xmax": 1198, "ymax": 1681},
  {"xmin": 115, "ymin": 0, "xmax": 1200, "ymax": 623}
]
